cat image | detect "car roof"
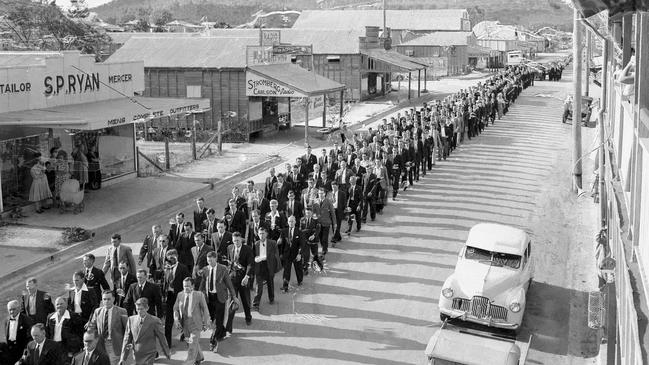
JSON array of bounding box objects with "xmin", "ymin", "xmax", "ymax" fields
[
  {"xmin": 465, "ymin": 223, "xmax": 530, "ymax": 255},
  {"xmin": 425, "ymin": 328, "xmax": 520, "ymax": 364}
]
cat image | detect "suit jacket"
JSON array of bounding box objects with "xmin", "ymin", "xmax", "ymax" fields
[
  {"xmin": 193, "ymin": 207, "xmax": 208, "ymax": 233},
  {"xmin": 46, "ymin": 310, "xmax": 83, "ymax": 355},
  {"xmin": 5, "ymin": 313, "xmax": 32, "ymax": 363},
  {"xmin": 227, "ymin": 244, "xmax": 254, "ymax": 280},
  {"xmin": 203, "ymin": 218, "xmax": 219, "ymax": 246},
  {"xmin": 70, "ymin": 349, "xmax": 110, "ymax": 365},
  {"xmin": 270, "ymin": 182, "xmax": 290, "ymax": 210},
  {"xmin": 313, "ymin": 198, "xmax": 336, "ymax": 226},
  {"xmin": 284, "ymin": 199, "xmax": 303, "ymax": 222},
  {"xmin": 198, "ymin": 264, "xmax": 235, "ymax": 303},
  {"xmin": 245, "ymin": 220, "xmax": 267, "ymax": 247},
  {"xmin": 168, "ymin": 222, "xmax": 185, "ymax": 246},
  {"xmin": 101, "ymin": 245, "xmax": 137, "ymax": 282},
  {"xmin": 264, "ymin": 175, "xmax": 277, "ymax": 200},
  {"xmin": 124, "ymin": 281, "xmax": 163, "ymax": 317},
  {"xmin": 265, "ymin": 211, "xmax": 287, "ymax": 240},
  {"xmin": 150, "ymin": 246, "xmax": 170, "ymax": 283},
  {"xmin": 83, "ymin": 266, "xmax": 110, "ymax": 304},
  {"xmin": 173, "ymin": 232, "xmax": 196, "ymax": 270},
  {"xmin": 67, "ymin": 287, "xmax": 98, "ymax": 322},
  {"xmin": 164, "ymin": 263, "xmax": 191, "ymax": 297},
  {"xmin": 302, "ymin": 153, "xmax": 318, "ymax": 173},
  {"xmin": 347, "ymin": 184, "xmax": 363, "ymax": 210},
  {"xmin": 120, "ymin": 314, "xmax": 169, "ymax": 363},
  {"xmin": 335, "ymin": 168, "xmax": 354, "ymax": 186},
  {"xmin": 211, "ymin": 230, "xmax": 233, "ymax": 258},
  {"xmin": 323, "ymin": 162, "xmax": 338, "ymax": 180},
  {"xmin": 253, "ymin": 239, "xmax": 281, "ymax": 277},
  {"xmin": 330, "ymin": 189, "xmax": 347, "ymax": 219},
  {"xmin": 173, "ymin": 291, "xmax": 210, "ymax": 334},
  {"xmin": 279, "ymin": 226, "xmax": 302, "ymax": 261},
  {"xmin": 299, "ymin": 216, "xmax": 321, "ymax": 244},
  {"xmin": 18, "ymin": 339, "xmax": 62, "ymax": 365},
  {"xmin": 113, "ymin": 273, "xmax": 137, "ymax": 308},
  {"xmin": 21, "ymin": 290, "xmax": 54, "ymax": 325},
  {"xmin": 87, "ymin": 305, "xmax": 128, "ymax": 357},
  {"xmin": 228, "ymin": 209, "xmax": 247, "ymax": 237},
  {"xmin": 191, "ymin": 244, "xmax": 213, "ymax": 278},
  {"xmin": 137, "ymin": 233, "xmax": 161, "ymax": 271}
]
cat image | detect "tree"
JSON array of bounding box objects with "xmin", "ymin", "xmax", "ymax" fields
[
  {"xmin": 151, "ymin": 9, "xmax": 172, "ymax": 27},
  {"xmin": 467, "ymin": 6, "xmax": 486, "ymax": 28}
]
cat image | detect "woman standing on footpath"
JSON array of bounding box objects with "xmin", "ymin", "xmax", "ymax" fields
[
  {"xmin": 29, "ymin": 153, "xmax": 52, "ymax": 213},
  {"xmin": 72, "ymin": 145, "xmax": 89, "ymax": 191},
  {"xmin": 54, "ymin": 149, "xmax": 70, "ymax": 201}
]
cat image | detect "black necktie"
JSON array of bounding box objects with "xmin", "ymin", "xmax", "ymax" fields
[{"xmin": 103, "ymin": 308, "xmax": 109, "ymax": 333}]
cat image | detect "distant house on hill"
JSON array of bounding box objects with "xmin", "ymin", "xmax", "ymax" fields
[
  {"xmin": 473, "ymin": 21, "xmax": 546, "ymax": 57},
  {"xmin": 292, "ymin": 9, "xmax": 471, "ymax": 45},
  {"xmin": 165, "ymin": 20, "xmax": 204, "ymax": 33}
]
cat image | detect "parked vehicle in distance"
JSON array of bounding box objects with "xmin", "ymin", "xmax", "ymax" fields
[
  {"xmin": 425, "ymin": 323, "xmax": 523, "ymax": 365},
  {"xmin": 506, "ymin": 51, "xmax": 524, "ymax": 65},
  {"xmin": 438, "ymin": 223, "xmax": 534, "ymax": 332}
]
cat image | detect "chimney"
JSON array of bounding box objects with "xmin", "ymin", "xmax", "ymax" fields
[{"xmin": 365, "ymin": 26, "xmax": 380, "ymax": 48}]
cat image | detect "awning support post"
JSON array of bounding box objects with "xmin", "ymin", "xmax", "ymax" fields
[
  {"xmin": 191, "ymin": 113, "xmax": 197, "ymax": 160},
  {"xmin": 217, "ymin": 119, "xmax": 223, "ymax": 155},
  {"xmin": 418, "ymin": 69, "xmax": 421, "ymax": 98},
  {"xmin": 288, "ymin": 97, "xmax": 292, "ymax": 128},
  {"xmin": 339, "ymin": 89, "xmax": 344, "ymax": 120},
  {"xmin": 408, "ymin": 72, "xmax": 411, "ymax": 100},
  {"xmin": 322, "ymin": 94, "xmax": 327, "ymax": 128},
  {"xmin": 423, "ymin": 68, "xmax": 427, "ymax": 92},
  {"xmin": 164, "ymin": 136, "xmax": 170, "ymax": 171},
  {"xmin": 304, "ymin": 100, "xmax": 309, "ymax": 147}
]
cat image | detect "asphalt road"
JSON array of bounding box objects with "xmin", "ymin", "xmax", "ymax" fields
[{"xmin": 1, "ymin": 56, "xmax": 599, "ymax": 365}]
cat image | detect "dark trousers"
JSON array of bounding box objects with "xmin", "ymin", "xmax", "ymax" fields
[
  {"xmin": 413, "ymin": 157, "xmax": 421, "ymax": 180},
  {"xmin": 253, "ymin": 263, "xmax": 273, "ymax": 307},
  {"xmin": 346, "ymin": 205, "xmax": 361, "ymax": 231},
  {"xmin": 282, "ymin": 256, "xmax": 303, "ymax": 287},
  {"xmin": 362, "ymin": 197, "xmax": 376, "ymax": 221},
  {"xmin": 164, "ymin": 291, "xmax": 177, "ymax": 347},
  {"xmin": 441, "ymin": 138, "xmax": 449, "ymax": 159},
  {"xmin": 320, "ymin": 225, "xmax": 330, "ymax": 255},
  {"xmin": 426, "ymin": 150, "xmax": 433, "ymax": 169},
  {"xmin": 392, "ymin": 172, "xmax": 400, "ymax": 198},
  {"xmin": 302, "ymin": 242, "xmax": 323, "ymax": 270},
  {"xmin": 206, "ymin": 292, "xmax": 226, "ymax": 343},
  {"xmin": 226, "ymin": 274, "xmax": 251, "ymax": 332},
  {"xmin": 333, "ymin": 214, "xmax": 344, "ymax": 240}
]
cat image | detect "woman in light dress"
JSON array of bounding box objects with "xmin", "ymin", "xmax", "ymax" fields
[
  {"xmin": 72, "ymin": 145, "xmax": 89, "ymax": 190},
  {"xmin": 29, "ymin": 153, "xmax": 52, "ymax": 213},
  {"xmin": 54, "ymin": 150, "xmax": 70, "ymax": 200}
]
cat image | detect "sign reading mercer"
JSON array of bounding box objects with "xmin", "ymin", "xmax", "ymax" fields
[{"xmin": 246, "ymin": 72, "xmax": 305, "ymax": 97}]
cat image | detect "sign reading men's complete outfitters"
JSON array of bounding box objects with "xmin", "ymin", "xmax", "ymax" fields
[
  {"xmin": 245, "ymin": 72, "xmax": 305, "ymax": 97},
  {"xmin": 0, "ymin": 51, "xmax": 144, "ymax": 114}
]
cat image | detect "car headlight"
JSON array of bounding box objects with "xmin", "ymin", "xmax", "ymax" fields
[
  {"xmin": 442, "ymin": 288, "xmax": 454, "ymax": 298},
  {"xmin": 509, "ymin": 302, "xmax": 521, "ymax": 313}
]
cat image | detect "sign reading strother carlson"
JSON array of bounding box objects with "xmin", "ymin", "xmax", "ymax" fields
[
  {"xmin": 246, "ymin": 71, "xmax": 305, "ymax": 97},
  {"xmin": 0, "ymin": 51, "xmax": 144, "ymax": 114}
]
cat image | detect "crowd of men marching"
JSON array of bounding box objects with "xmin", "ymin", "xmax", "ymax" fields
[{"xmin": 2, "ymin": 64, "xmax": 535, "ymax": 365}]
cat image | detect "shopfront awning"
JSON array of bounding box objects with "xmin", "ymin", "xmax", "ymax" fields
[
  {"xmin": 572, "ymin": 0, "xmax": 648, "ymax": 18},
  {"xmin": 361, "ymin": 49, "xmax": 427, "ymax": 72},
  {"xmin": 246, "ymin": 64, "xmax": 346, "ymax": 98},
  {"xmin": 0, "ymin": 96, "xmax": 210, "ymax": 130},
  {"xmin": 468, "ymin": 45, "xmax": 494, "ymax": 56}
]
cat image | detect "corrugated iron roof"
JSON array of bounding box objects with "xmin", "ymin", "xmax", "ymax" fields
[
  {"xmin": 360, "ymin": 49, "xmax": 425, "ymax": 71},
  {"xmin": 398, "ymin": 31, "xmax": 473, "ymax": 46},
  {"xmin": 248, "ymin": 63, "xmax": 345, "ymax": 96},
  {"xmin": 293, "ymin": 9, "xmax": 468, "ymax": 31},
  {"xmin": 109, "ymin": 32, "xmax": 200, "ymax": 45},
  {"xmin": 0, "ymin": 52, "xmax": 60, "ymax": 67},
  {"xmin": 107, "ymin": 37, "xmax": 260, "ymax": 68}
]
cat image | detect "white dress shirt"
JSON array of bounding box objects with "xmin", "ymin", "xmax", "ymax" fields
[
  {"xmin": 54, "ymin": 310, "xmax": 71, "ymax": 342},
  {"xmin": 8, "ymin": 316, "xmax": 17, "ymax": 341},
  {"xmin": 74, "ymin": 284, "xmax": 88, "ymax": 314},
  {"xmin": 269, "ymin": 211, "xmax": 280, "ymax": 227},
  {"xmin": 259, "ymin": 240, "xmax": 267, "ymax": 260}
]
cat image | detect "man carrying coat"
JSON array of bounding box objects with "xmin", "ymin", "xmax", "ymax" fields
[{"xmin": 252, "ymin": 227, "xmax": 281, "ymax": 311}]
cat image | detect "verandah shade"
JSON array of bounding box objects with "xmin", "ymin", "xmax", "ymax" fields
[{"xmin": 572, "ymin": 0, "xmax": 649, "ymax": 18}]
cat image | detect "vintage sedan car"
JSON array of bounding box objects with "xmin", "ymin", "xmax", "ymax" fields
[{"xmin": 439, "ymin": 223, "xmax": 533, "ymax": 331}]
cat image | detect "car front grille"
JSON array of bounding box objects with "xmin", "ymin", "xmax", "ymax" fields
[{"xmin": 451, "ymin": 296, "xmax": 508, "ymax": 321}]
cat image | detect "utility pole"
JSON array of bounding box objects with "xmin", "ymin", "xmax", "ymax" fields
[
  {"xmin": 599, "ymin": 38, "xmax": 608, "ymax": 226},
  {"xmin": 383, "ymin": 0, "xmax": 387, "ymax": 34},
  {"xmin": 585, "ymin": 30, "xmax": 591, "ymax": 96},
  {"xmin": 572, "ymin": 8, "xmax": 583, "ymax": 192}
]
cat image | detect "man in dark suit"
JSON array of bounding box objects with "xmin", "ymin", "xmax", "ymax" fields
[
  {"xmin": 330, "ymin": 181, "xmax": 347, "ymax": 244},
  {"xmin": 316, "ymin": 170, "xmax": 333, "ymax": 193},
  {"xmin": 211, "ymin": 220, "xmax": 233, "ymax": 259},
  {"xmin": 124, "ymin": 269, "xmax": 163, "ymax": 318},
  {"xmin": 252, "ymin": 227, "xmax": 281, "ymax": 311},
  {"xmin": 270, "ymin": 174, "xmax": 290, "ymax": 211},
  {"xmin": 21, "ymin": 277, "xmax": 54, "ymax": 326},
  {"xmin": 245, "ymin": 209, "xmax": 266, "ymax": 247},
  {"xmin": 199, "ymin": 251, "xmax": 236, "ymax": 347},
  {"xmin": 323, "ymin": 158, "xmax": 338, "ymax": 181},
  {"xmin": 362, "ymin": 166, "xmax": 380, "ymax": 223},
  {"xmin": 137, "ymin": 224, "xmax": 163, "ymax": 275},
  {"xmin": 190, "ymin": 233, "xmax": 213, "ymax": 289},
  {"xmin": 69, "ymin": 271, "xmax": 99, "ymax": 323},
  {"xmin": 150, "ymin": 235, "xmax": 170, "ymax": 285},
  {"xmin": 301, "ymin": 177, "xmax": 317, "ymax": 209},
  {"xmin": 299, "ymin": 207, "xmax": 323, "ymax": 274},
  {"xmin": 279, "ymin": 215, "xmax": 303, "ymax": 292},
  {"xmin": 285, "ymin": 190, "xmax": 303, "ymax": 222},
  {"xmin": 70, "ymin": 331, "xmax": 110, "ymax": 365},
  {"xmin": 391, "ymin": 145, "xmax": 404, "ymax": 199},
  {"xmin": 225, "ymin": 232, "xmax": 254, "ymax": 329},
  {"xmin": 334, "ymin": 160, "xmax": 353, "ymax": 193},
  {"xmin": 113, "ymin": 261, "xmax": 137, "ymax": 309},
  {"xmin": 174, "ymin": 222, "xmax": 196, "ymax": 273},
  {"xmin": 17, "ymin": 323, "xmax": 63, "ymax": 365},
  {"xmin": 168, "ymin": 212, "xmax": 186, "ymax": 247},
  {"xmin": 162, "ymin": 250, "xmax": 191, "ymax": 347},
  {"xmin": 46, "ymin": 297, "xmax": 83, "ymax": 363},
  {"xmin": 263, "ymin": 168, "xmax": 277, "ymax": 201},
  {"xmin": 227, "ymin": 199, "xmax": 247, "ymax": 237},
  {"xmin": 82, "ymin": 254, "xmax": 110, "ymax": 305},
  {"xmin": 203, "ymin": 209, "xmax": 219, "ymax": 247},
  {"xmin": 288, "ymin": 164, "xmax": 306, "ymax": 199},
  {"xmin": 85, "ymin": 291, "xmax": 128, "ymax": 364},
  {"xmin": 346, "ymin": 176, "xmax": 363, "ymax": 233},
  {"xmin": 6, "ymin": 300, "xmax": 32, "ymax": 364},
  {"xmin": 193, "ymin": 197, "xmax": 208, "ymax": 233},
  {"xmin": 301, "ymin": 145, "xmax": 318, "ymax": 175}
]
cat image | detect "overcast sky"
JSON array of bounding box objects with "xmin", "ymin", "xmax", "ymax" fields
[{"xmin": 56, "ymin": 0, "xmax": 114, "ymax": 9}]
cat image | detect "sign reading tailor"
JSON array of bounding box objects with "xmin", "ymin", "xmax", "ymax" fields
[{"xmin": 246, "ymin": 72, "xmax": 304, "ymax": 97}]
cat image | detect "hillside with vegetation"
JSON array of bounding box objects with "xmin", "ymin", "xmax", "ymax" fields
[{"xmin": 92, "ymin": 0, "xmax": 573, "ymax": 31}]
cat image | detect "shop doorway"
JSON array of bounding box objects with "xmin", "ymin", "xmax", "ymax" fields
[{"xmin": 262, "ymin": 97, "xmax": 279, "ymax": 126}]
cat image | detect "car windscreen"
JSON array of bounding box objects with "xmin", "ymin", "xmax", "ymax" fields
[{"xmin": 465, "ymin": 246, "xmax": 521, "ymax": 269}]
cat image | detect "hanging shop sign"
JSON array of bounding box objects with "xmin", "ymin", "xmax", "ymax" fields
[
  {"xmin": 260, "ymin": 29, "xmax": 281, "ymax": 46},
  {"xmin": 246, "ymin": 45, "xmax": 291, "ymax": 66},
  {"xmin": 245, "ymin": 71, "xmax": 305, "ymax": 97},
  {"xmin": 272, "ymin": 45, "xmax": 313, "ymax": 55}
]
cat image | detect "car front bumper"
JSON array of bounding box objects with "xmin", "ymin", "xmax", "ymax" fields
[{"xmin": 439, "ymin": 308, "xmax": 521, "ymax": 330}]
